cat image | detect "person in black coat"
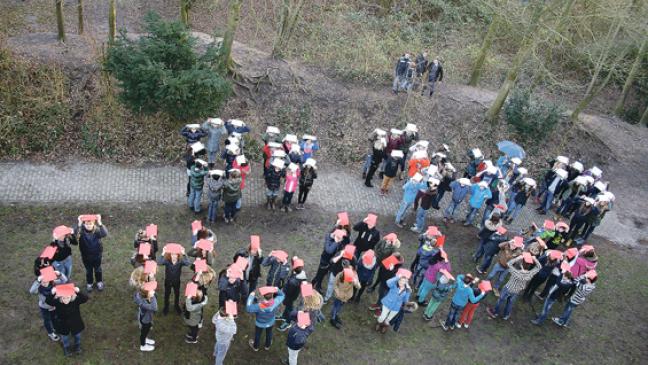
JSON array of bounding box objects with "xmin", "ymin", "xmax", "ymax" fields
[
  {"xmin": 279, "ymin": 261, "xmax": 308, "ymax": 331},
  {"xmin": 233, "ymin": 245, "xmax": 264, "ymax": 293},
  {"xmin": 422, "ymin": 59, "xmax": 443, "ymax": 96},
  {"xmin": 51, "ymin": 229, "xmax": 78, "ymax": 279},
  {"xmin": 352, "ymin": 220, "xmax": 380, "ymax": 258},
  {"xmin": 522, "ymin": 252, "xmax": 561, "ymax": 302},
  {"xmin": 218, "ymin": 267, "xmax": 249, "ymax": 308},
  {"xmin": 46, "ymin": 287, "xmax": 88, "ymax": 356},
  {"xmin": 76, "ymin": 215, "xmax": 108, "ymax": 292}
]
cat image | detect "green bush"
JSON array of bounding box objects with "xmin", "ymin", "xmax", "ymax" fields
[
  {"xmin": 505, "ymin": 88, "xmax": 563, "ymax": 142},
  {"xmin": 104, "ymin": 12, "xmax": 231, "ymax": 122}
]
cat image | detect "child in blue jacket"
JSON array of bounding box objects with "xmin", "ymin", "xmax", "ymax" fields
[
  {"xmin": 247, "ymin": 288, "xmax": 285, "ymax": 351},
  {"xmin": 395, "ymin": 173, "xmax": 426, "ymax": 227},
  {"xmin": 262, "ymin": 255, "xmax": 291, "ymax": 288},
  {"xmin": 464, "ymin": 182, "xmax": 492, "ymax": 226},
  {"xmin": 441, "ymin": 274, "xmax": 484, "ymax": 330}
]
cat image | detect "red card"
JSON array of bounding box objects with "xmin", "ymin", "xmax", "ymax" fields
[
  {"xmin": 549, "ymin": 250, "xmax": 563, "ymax": 260},
  {"xmin": 440, "ymin": 249, "xmax": 448, "ymax": 261},
  {"xmin": 381, "ymin": 255, "xmax": 399, "ymax": 269},
  {"xmin": 426, "ymin": 226, "xmax": 440, "ymax": 236},
  {"xmin": 259, "ymin": 286, "xmax": 278, "ymax": 296},
  {"xmin": 580, "ymin": 245, "xmax": 595, "ymax": 253},
  {"xmin": 362, "ymin": 250, "xmax": 375, "ymax": 266},
  {"xmin": 227, "ymin": 264, "xmax": 243, "ymax": 279},
  {"xmin": 364, "ymin": 213, "xmax": 378, "ymax": 227},
  {"xmin": 80, "ymin": 214, "xmax": 97, "ymax": 222},
  {"xmin": 185, "ymin": 282, "xmax": 198, "ymax": 297},
  {"xmin": 145, "ymin": 224, "xmax": 158, "ymax": 238},
  {"xmin": 52, "ymin": 225, "xmax": 73, "ymax": 238},
  {"xmin": 497, "ymin": 226, "xmax": 507, "ymax": 235},
  {"xmin": 585, "ymin": 270, "xmax": 597, "ymax": 280},
  {"xmin": 560, "ymin": 261, "xmax": 571, "ymax": 272},
  {"xmin": 270, "ymin": 250, "xmax": 288, "ymax": 262},
  {"xmin": 342, "ymin": 245, "xmax": 356, "ymax": 259},
  {"xmin": 343, "ymin": 268, "xmax": 354, "ymax": 282},
  {"xmin": 225, "ymin": 300, "xmax": 238, "ymax": 316},
  {"xmin": 196, "ymin": 239, "xmax": 214, "ymax": 252},
  {"xmin": 40, "ymin": 245, "xmax": 57, "ymax": 259},
  {"xmin": 300, "ymin": 282, "xmax": 314, "ymax": 297},
  {"xmin": 194, "ymin": 258, "xmax": 208, "ymax": 273},
  {"xmin": 543, "ymin": 219, "xmax": 555, "ymax": 230},
  {"xmin": 292, "ymin": 258, "xmax": 305, "ymax": 269},
  {"xmin": 522, "ymin": 252, "xmax": 533, "ymax": 263},
  {"xmin": 566, "ymin": 248, "xmax": 578, "ymax": 259},
  {"xmin": 384, "ymin": 233, "xmax": 398, "ymax": 242},
  {"xmin": 191, "ymin": 220, "xmax": 202, "ymax": 232},
  {"xmin": 513, "ymin": 236, "xmax": 524, "ymax": 248},
  {"xmin": 40, "ymin": 266, "xmax": 57, "ymax": 282},
  {"xmin": 250, "ymin": 235, "xmax": 261, "ymax": 251},
  {"xmin": 478, "ymin": 280, "xmax": 492, "ymax": 292},
  {"xmin": 54, "ymin": 283, "xmax": 75, "ymax": 297},
  {"xmin": 144, "ymin": 260, "xmax": 157, "ymax": 274},
  {"xmin": 396, "ymin": 268, "xmax": 412, "ymax": 279},
  {"xmin": 138, "ymin": 243, "xmax": 152, "ymax": 256},
  {"xmin": 337, "ymin": 212, "xmax": 349, "ymax": 226},
  {"xmin": 164, "ymin": 243, "xmax": 184, "ymax": 255},
  {"xmin": 235, "ymin": 256, "xmax": 249, "ymax": 270},
  {"xmin": 142, "ymin": 281, "xmax": 157, "ymax": 292},
  {"xmin": 297, "ymin": 311, "xmax": 311, "ymax": 327},
  {"xmin": 333, "ymin": 229, "xmax": 347, "ymax": 239},
  {"xmin": 435, "ymin": 235, "xmax": 446, "ymax": 248}
]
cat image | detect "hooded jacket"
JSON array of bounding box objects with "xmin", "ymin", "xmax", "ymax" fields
[
  {"xmin": 246, "ymin": 290, "xmax": 285, "ymax": 328},
  {"xmin": 222, "ymin": 177, "xmax": 242, "ymax": 203},
  {"xmin": 77, "ymin": 224, "xmax": 108, "ymax": 258},
  {"xmin": 401, "ymin": 179, "xmax": 427, "ymax": 204},
  {"xmin": 201, "ymin": 122, "xmax": 227, "ymax": 153},
  {"xmin": 46, "ymin": 292, "xmax": 89, "ymax": 335},
  {"xmin": 287, "ymin": 323, "xmax": 315, "ymax": 351},
  {"xmin": 184, "ymin": 295, "xmax": 209, "ymax": 326},
  {"xmin": 353, "ymin": 222, "xmax": 381, "ymax": 254},
  {"xmin": 180, "ymin": 126, "xmax": 207, "ymax": 144},
  {"xmin": 450, "ymin": 275, "xmax": 484, "ymax": 307},
  {"xmin": 469, "ymin": 184, "xmax": 492, "ymax": 209},
  {"xmin": 381, "ymin": 276, "xmax": 411, "ymax": 312}
]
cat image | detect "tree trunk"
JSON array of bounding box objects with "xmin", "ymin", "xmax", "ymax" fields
[
  {"xmin": 614, "ymin": 38, "xmax": 646, "ymax": 116},
  {"xmin": 584, "ymin": 20, "xmax": 623, "ymax": 97},
  {"xmin": 77, "ymin": 0, "xmax": 84, "ymax": 35},
  {"xmin": 108, "ymin": 0, "xmax": 116, "ymax": 43},
  {"xmin": 640, "ymin": 103, "xmax": 648, "ymax": 126},
  {"xmin": 272, "ymin": 0, "xmax": 307, "ymax": 58},
  {"xmin": 468, "ymin": 16, "xmax": 498, "ymax": 86},
  {"xmin": 284, "ymin": 0, "xmax": 307, "ymax": 48},
  {"xmin": 180, "ymin": 0, "xmax": 191, "ymax": 26},
  {"xmin": 55, "ymin": 0, "xmax": 65, "ymax": 42},
  {"xmin": 219, "ymin": 0, "xmax": 242, "ymax": 72}
]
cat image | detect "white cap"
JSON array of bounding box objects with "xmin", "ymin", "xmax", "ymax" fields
[
  {"xmin": 556, "ymin": 155, "xmax": 569, "ymax": 164},
  {"xmin": 304, "ymin": 158, "xmax": 317, "ymax": 168},
  {"xmin": 486, "ymin": 166, "xmax": 498, "ymax": 174},
  {"xmin": 229, "ymin": 119, "xmax": 245, "ymax": 127},
  {"xmin": 405, "ymin": 123, "xmax": 418, "ymax": 132},
  {"xmin": 391, "ymin": 150, "xmax": 404, "ymax": 158},
  {"xmin": 209, "ymin": 169, "xmax": 225, "ymax": 177},
  {"xmin": 228, "ymin": 168, "xmax": 240, "ymax": 174},
  {"xmin": 594, "ymin": 181, "xmax": 607, "ymax": 192},
  {"xmin": 272, "ymin": 150, "xmax": 287, "ymax": 158},
  {"xmin": 590, "ymin": 166, "xmax": 602, "ymax": 177},
  {"xmin": 390, "ymin": 128, "xmax": 403, "ymax": 135},
  {"xmin": 206, "ymin": 118, "xmax": 223, "ymax": 125},
  {"xmin": 571, "ymin": 161, "xmax": 584, "ymax": 172},
  {"xmin": 190, "ymin": 142, "xmax": 205, "ymax": 153},
  {"xmin": 412, "ymin": 150, "xmax": 428, "ymax": 160},
  {"xmin": 478, "ymin": 181, "xmax": 488, "ymax": 187},
  {"xmin": 441, "ymin": 143, "xmax": 450, "ymax": 152},
  {"xmin": 425, "ymin": 165, "xmax": 439, "ymax": 176},
  {"xmin": 374, "ymin": 128, "xmax": 387, "ymax": 136},
  {"xmin": 235, "ymin": 155, "xmax": 247, "ymax": 165},
  {"xmin": 302, "ymin": 134, "xmax": 317, "ymax": 141},
  {"xmin": 484, "ymin": 160, "xmax": 493, "ymax": 169},
  {"xmin": 186, "ymin": 123, "xmax": 200, "ymax": 129},
  {"xmin": 287, "ymin": 162, "xmax": 299, "ymax": 171},
  {"xmin": 416, "ymin": 140, "xmax": 429, "ymax": 149},
  {"xmin": 411, "ymin": 172, "xmax": 424, "ymax": 182},
  {"xmin": 225, "ymin": 144, "xmax": 239, "ymax": 154},
  {"xmin": 432, "ymin": 152, "xmax": 446, "ymax": 159},
  {"xmin": 283, "ymin": 134, "xmax": 298, "ymax": 143},
  {"xmin": 271, "ymin": 159, "xmax": 285, "ymax": 169},
  {"xmin": 471, "ymin": 148, "xmax": 483, "ymax": 159},
  {"xmin": 596, "ymin": 194, "xmax": 610, "ymax": 203},
  {"xmin": 581, "ymin": 196, "xmax": 595, "ymax": 205},
  {"xmin": 444, "ymin": 162, "xmax": 456, "ymax": 172},
  {"xmin": 290, "ymin": 143, "xmax": 301, "ymax": 153},
  {"xmin": 583, "ymin": 175, "xmax": 595, "ymax": 184},
  {"xmin": 555, "ymin": 168, "xmax": 568, "ymax": 179},
  {"xmin": 574, "ymin": 176, "xmax": 589, "ymax": 186},
  {"xmin": 522, "ymin": 177, "xmax": 536, "ymax": 187},
  {"xmin": 511, "ymin": 157, "xmax": 522, "ymax": 165},
  {"xmin": 268, "ymin": 142, "xmax": 282, "ymax": 149},
  {"xmin": 458, "ymin": 178, "xmax": 471, "ymax": 186},
  {"xmin": 266, "ymin": 126, "xmax": 280, "ymax": 134},
  {"xmin": 603, "ymin": 191, "xmax": 615, "ymax": 202},
  {"xmin": 227, "ymin": 137, "xmax": 240, "ymax": 146},
  {"xmin": 517, "ymin": 167, "xmax": 528, "ymax": 175},
  {"xmin": 194, "ymin": 159, "xmax": 207, "ymax": 166},
  {"xmin": 428, "ymin": 177, "xmax": 440, "ymax": 186}
]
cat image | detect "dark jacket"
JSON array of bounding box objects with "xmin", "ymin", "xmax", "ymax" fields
[
  {"xmin": 264, "ymin": 168, "xmax": 285, "ymax": 191},
  {"xmin": 180, "ymin": 126, "xmax": 207, "ymax": 144},
  {"xmin": 218, "ymin": 273, "xmax": 249, "ymax": 306},
  {"xmin": 357, "ymin": 263, "xmax": 377, "ymax": 284},
  {"xmin": 384, "ymin": 156, "xmax": 400, "ymax": 178},
  {"xmin": 415, "ymin": 189, "xmax": 438, "ymax": 210},
  {"xmin": 483, "ymin": 235, "xmax": 509, "ymax": 257},
  {"xmin": 415, "ymin": 54, "xmax": 428, "ymax": 76},
  {"xmin": 134, "ymin": 238, "xmax": 158, "ymax": 257},
  {"xmin": 46, "ymin": 292, "xmax": 89, "ymax": 335},
  {"xmin": 287, "ymin": 323, "xmax": 315, "ymax": 351},
  {"xmin": 233, "ymin": 249, "xmax": 263, "ymax": 282},
  {"xmin": 284, "ymin": 272, "xmax": 308, "ymax": 304},
  {"xmin": 157, "ymin": 255, "xmax": 191, "ymax": 283},
  {"xmin": 353, "ymin": 222, "xmax": 380, "ymax": 255},
  {"xmin": 299, "ymin": 167, "xmax": 318, "ymax": 187},
  {"xmin": 427, "ymin": 62, "xmax": 443, "ymax": 82},
  {"xmin": 262, "ymin": 256, "xmax": 291, "ymax": 287},
  {"xmin": 51, "ymin": 235, "xmax": 78, "ymax": 262},
  {"xmin": 77, "ymin": 225, "xmax": 108, "ymax": 258},
  {"xmin": 319, "ymin": 234, "xmax": 343, "ymax": 267},
  {"xmin": 222, "ymin": 178, "xmax": 242, "ymax": 203},
  {"xmin": 394, "ymin": 56, "xmax": 410, "ymax": 76},
  {"xmin": 134, "ymin": 292, "xmax": 158, "ymax": 324}
]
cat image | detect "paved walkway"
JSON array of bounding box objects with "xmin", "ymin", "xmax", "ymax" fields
[{"xmin": 0, "ymin": 162, "xmax": 631, "ymax": 245}]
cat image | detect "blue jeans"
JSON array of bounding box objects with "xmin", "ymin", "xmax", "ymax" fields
[
  {"xmin": 363, "ymin": 153, "xmax": 372, "ymax": 174},
  {"xmin": 557, "ymin": 301, "xmax": 578, "ymax": 325},
  {"xmin": 535, "ymin": 297, "xmax": 557, "ymax": 324},
  {"xmin": 481, "ymin": 205, "xmax": 494, "ymax": 227},
  {"xmin": 415, "ymin": 207, "xmax": 428, "ymax": 232},
  {"xmin": 493, "ymin": 287, "xmax": 518, "ymax": 318},
  {"xmin": 417, "ymin": 278, "xmax": 434, "ymax": 302},
  {"xmin": 62, "ymin": 332, "xmax": 81, "ymax": 349},
  {"xmin": 266, "ymin": 188, "xmax": 279, "ymax": 198},
  {"xmin": 253, "ymin": 325, "xmax": 273, "ymax": 349},
  {"xmin": 444, "ymin": 200, "xmax": 462, "ymax": 219},
  {"xmin": 330, "ymin": 298, "xmax": 344, "ymax": 320},
  {"xmin": 541, "ymin": 190, "xmax": 555, "ymax": 212},
  {"xmin": 465, "ymin": 207, "xmax": 479, "ymax": 224},
  {"xmin": 473, "ymin": 238, "xmax": 487, "ymax": 260},
  {"xmin": 395, "ymin": 200, "xmax": 412, "ymax": 224},
  {"xmin": 208, "ymin": 150, "xmax": 218, "ymax": 164},
  {"xmin": 236, "ymin": 197, "xmax": 242, "ymax": 210},
  {"xmin": 444, "ymin": 302, "xmax": 464, "ymax": 327},
  {"xmin": 224, "ymin": 202, "xmax": 237, "ymax": 219},
  {"xmin": 214, "ymin": 340, "xmax": 231, "ymax": 365},
  {"xmin": 53, "ymin": 255, "xmax": 72, "ymax": 279},
  {"xmin": 40, "ymin": 307, "xmax": 55, "ymax": 334},
  {"xmin": 486, "ymin": 263, "xmax": 508, "ymax": 290},
  {"xmin": 506, "ymin": 200, "xmax": 524, "ymax": 221},
  {"xmin": 478, "ymin": 254, "xmax": 495, "ymax": 273},
  {"xmin": 188, "ymin": 187, "xmax": 203, "ymax": 212},
  {"xmin": 324, "ymin": 273, "xmax": 336, "ymax": 302},
  {"xmin": 412, "ymin": 265, "xmax": 427, "ymax": 289},
  {"xmin": 208, "ymin": 199, "xmax": 220, "ymax": 221}
]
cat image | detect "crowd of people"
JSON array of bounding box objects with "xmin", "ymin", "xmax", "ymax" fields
[
  {"xmin": 392, "ymin": 52, "xmax": 444, "ymax": 96},
  {"xmin": 30, "ymin": 116, "xmax": 614, "ymax": 364}
]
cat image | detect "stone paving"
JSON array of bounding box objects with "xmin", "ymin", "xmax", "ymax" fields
[{"xmin": 0, "ymin": 161, "xmax": 625, "ymax": 244}]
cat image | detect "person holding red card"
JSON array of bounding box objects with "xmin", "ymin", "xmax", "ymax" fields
[
  {"xmin": 262, "ymin": 250, "xmax": 291, "ymax": 288},
  {"xmin": 134, "ymin": 227, "xmax": 158, "ymax": 259},
  {"xmin": 440, "ymin": 274, "xmax": 484, "ymax": 331},
  {"xmin": 45, "ymin": 283, "xmax": 88, "ymax": 356},
  {"xmin": 352, "ymin": 214, "xmax": 381, "ymax": 259},
  {"xmin": 457, "ymin": 281, "xmax": 490, "ymax": 329},
  {"xmin": 246, "ymin": 286, "xmax": 285, "ymax": 351},
  {"xmin": 217, "ymin": 264, "xmax": 249, "ymax": 309},
  {"xmin": 134, "ymin": 281, "xmax": 158, "ymax": 352},
  {"xmin": 376, "ymin": 270, "xmax": 412, "ymax": 334},
  {"xmin": 29, "ymin": 267, "xmax": 68, "ymax": 342},
  {"xmin": 368, "ymin": 252, "xmax": 403, "ymax": 312},
  {"xmin": 50, "ymin": 225, "xmax": 77, "ymax": 279},
  {"xmin": 531, "ymin": 270, "xmax": 575, "ymax": 325},
  {"xmin": 330, "ymin": 267, "xmax": 361, "ymax": 329},
  {"xmin": 233, "ymin": 236, "xmax": 264, "ymax": 293},
  {"xmin": 279, "ymin": 257, "xmax": 308, "ymax": 331},
  {"xmin": 552, "ymin": 270, "xmax": 597, "ymax": 327},
  {"xmin": 76, "ymin": 214, "xmax": 108, "ymax": 292},
  {"xmin": 157, "ymin": 244, "xmax": 191, "ymax": 315},
  {"xmin": 184, "ymin": 286, "xmax": 209, "ymax": 344},
  {"xmin": 281, "ymin": 311, "xmax": 315, "ymax": 365},
  {"xmin": 487, "ymin": 253, "xmax": 540, "ymax": 321},
  {"xmin": 212, "ymin": 302, "xmax": 238, "ymax": 365},
  {"xmin": 422, "ymin": 269, "xmax": 454, "ymax": 321}
]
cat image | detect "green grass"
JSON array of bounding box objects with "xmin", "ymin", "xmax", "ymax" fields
[{"xmin": 1, "ymin": 204, "xmax": 647, "ymax": 364}]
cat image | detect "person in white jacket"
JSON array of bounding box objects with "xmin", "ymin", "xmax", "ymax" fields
[{"xmin": 213, "ymin": 306, "xmax": 237, "ymax": 365}]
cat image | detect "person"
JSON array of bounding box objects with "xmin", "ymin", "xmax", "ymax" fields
[
  {"xmin": 224, "ymin": 119, "xmax": 251, "ymax": 150},
  {"xmin": 188, "ymin": 241, "xmax": 216, "ymax": 267},
  {"xmin": 464, "ymin": 182, "xmax": 492, "ymax": 226},
  {"xmin": 369, "ymin": 249, "xmax": 403, "ymax": 312},
  {"xmin": 364, "ymin": 130, "xmax": 387, "ymax": 187},
  {"xmin": 76, "ymin": 214, "xmax": 108, "ymax": 292},
  {"xmin": 457, "ymin": 284, "xmax": 487, "ymax": 329},
  {"xmin": 265, "ymin": 159, "xmax": 286, "ymax": 210},
  {"xmin": 415, "ymin": 51, "xmax": 428, "ymax": 83},
  {"xmin": 417, "ymin": 249, "xmax": 451, "ymax": 304},
  {"xmin": 475, "ymin": 230, "xmax": 510, "ymax": 274},
  {"xmin": 323, "ymin": 246, "xmax": 357, "ymax": 303},
  {"xmin": 300, "ymin": 135, "xmax": 320, "ymax": 162},
  {"xmin": 553, "ymin": 271, "xmax": 597, "ymax": 327},
  {"xmin": 281, "ymin": 163, "xmax": 300, "ymax": 212},
  {"xmin": 188, "ymin": 159, "xmax": 209, "ymax": 213},
  {"xmin": 440, "ymin": 274, "xmax": 484, "ymax": 330},
  {"xmin": 330, "ymin": 267, "xmax": 361, "ymax": 329},
  {"xmin": 381, "ymin": 150, "xmax": 403, "ymax": 196},
  {"xmin": 481, "ymin": 180, "xmax": 508, "ymax": 227},
  {"xmin": 487, "ymin": 254, "xmax": 540, "ymax": 320},
  {"xmin": 442, "ymin": 177, "xmax": 471, "ymax": 224},
  {"xmin": 297, "ymin": 159, "xmax": 318, "ymax": 209},
  {"xmin": 398, "ymin": 124, "xmax": 420, "ymax": 179},
  {"xmin": 521, "ymin": 249, "xmax": 562, "ymax": 302},
  {"xmin": 411, "ymin": 178, "xmax": 440, "ymax": 233},
  {"xmin": 278, "ymin": 258, "xmax": 307, "ymax": 331},
  {"xmin": 282, "ymin": 311, "xmax": 315, "ymax": 365},
  {"xmin": 207, "ymin": 170, "xmax": 225, "ymax": 223},
  {"xmin": 234, "ymin": 156, "xmax": 252, "ymax": 211},
  {"xmin": 157, "ymin": 245, "xmax": 191, "ymax": 315},
  {"xmin": 422, "ymin": 269, "xmax": 454, "ymax": 321},
  {"xmin": 222, "ymin": 170, "xmax": 242, "ymax": 223},
  {"xmin": 233, "ymin": 236, "xmax": 264, "ymax": 293},
  {"xmin": 473, "ymin": 215, "xmax": 503, "ymax": 264},
  {"xmin": 486, "ymin": 238, "xmax": 523, "ymax": 296},
  {"xmin": 531, "ymin": 270, "xmax": 575, "ymax": 325},
  {"xmin": 29, "ymin": 267, "xmax": 68, "ymax": 341},
  {"xmin": 180, "ymin": 124, "xmax": 207, "ymax": 145},
  {"xmin": 392, "ymin": 53, "xmax": 410, "ymax": 94},
  {"xmin": 395, "ymin": 172, "xmax": 426, "ymax": 227},
  {"xmin": 50, "ymin": 225, "xmax": 77, "ymax": 279},
  {"xmin": 184, "ymin": 289, "xmax": 209, "ymax": 343},
  {"xmin": 354, "ymin": 250, "xmax": 377, "ymax": 303},
  {"xmin": 213, "ymin": 305, "xmax": 237, "ymax": 365},
  {"xmin": 246, "ymin": 287, "xmax": 285, "ymax": 351},
  {"xmin": 46, "ymin": 284, "xmax": 88, "ymax": 356},
  {"xmin": 217, "ymin": 264, "xmax": 249, "ymax": 308},
  {"xmin": 411, "ymin": 232, "xmax": 442, "ymax": 289},
  {"xmin": 352, "ymin": 214, "xmax": 381, "ymax": 258},
  {"xmin": 201, "ymin": 118, "xmax": 227, "ymax": 167},
  {"xmin": 376, "ymin": 271, "xmax": 411, "ymax": 334},
  {"xmin": 505, "ymin": 177, "xmax": 536, "ymax": 224},
  {"xmin": 263, "ymin": 251, "xmax": 291, "ymax": 288},
  {"xmin": 423, "ymin": 59, "xmax": 443, "ymax": 97},
  {"xmin": 222, "ymin": 144, "xmax": 240, "ymax": 175},
  {"xmin": 312, "ymin": 229, "xmax": 346, "ymax": 293},
  {"xmin": 134, "ymin": 281, "xmax": 158, "ymax": 352},
  {"xmin": 400, "ymin": 62, "xmax": 417, "ymax": 92},
  {"xmin": 537, "ymin": 168, "xmax": 568, "ymax": 215}
]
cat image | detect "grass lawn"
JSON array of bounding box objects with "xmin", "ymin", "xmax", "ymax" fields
[{"xmin": 1, "ymin": 204, "xmax": 647, "ymax": 364}]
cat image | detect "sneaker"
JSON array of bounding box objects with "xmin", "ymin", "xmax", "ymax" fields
[
  {"xmin": 475, "ymin": 266, "xmax": 484, "ymax": 274},
  {"xmin": 493, "ymin": 288, "xmax": 500, "ymax": 297},
  {"xmin": 330, "ymin": 318, "xmax": 341, "ymax": 329},
  {"xmin": 409, "ymin": 226, "xmax": 420, "ymax": 233},
  {"xmin": 145, "ymin": 338, "xmax": 155, "ymax": 345},
  {"xmin": 96, "ymin": 282, "xmax": 105, "ymax": 291},
  {"xmin": 530, "ymin": 319, "xmax": 541, "ymax": 326},
  {"xmin": 86, "ymin": 284, "xmax": 93, "ymax": 292},
  {"xmin": 368, "ymin": 304, "xmax": 380, "ymax": 311},
  {"xmin": 248, "ymin": 339, "xmax": 259, "ymax": 352},
  {"xmin": 423, "ymin": 315, "xmax": 432, "ymax": 321},
  {"xmin": 140, "ymin": 344, "xmax": 155, "ymax": 352},
  {"xmin": 463, "ymin": 323, "xmax": 470, "ymax": 329},
  {"xmin": 417, "ymin": 301, "xmax": 428, "ymax": 307},
  {"xmin": 462, "ymin": 221, "xmax": 471, "ymax": 227},
  {"xmin": 552, "ymin": 318, "xmax": 565, "ymax": 327},
  {"xmin": 502, "ymin": 316, "xmax": 510, "ymax": 321},
  {"xmin": 185, "ymin": 338, "xmax": 198, "ymax": 344},
  {"xmin": 48, "ymin": 333, "xmax": 60, "ymax": 342},
  {"xmin": 395, "ymin": 221, "xmax": 404, "ymax": 228},
  {"xmin": 439, "ymin": 319, "xmax": 448, "ymax": 331},
  {"xmin": 264, "ymin": 343, "xmax": 272, "ymax": 351},
  {"xmin": 278, "ymin": 322, "xmax": 293, "ymax": 332},
  {"xmin": 486, "ymin": 307, "xmax": 498, "ymax": 319}
]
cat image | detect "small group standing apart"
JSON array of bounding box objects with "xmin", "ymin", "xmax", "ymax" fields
[{"xmin": 392, "ymin": 51, "xmax": 444, "ymax": 96}]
